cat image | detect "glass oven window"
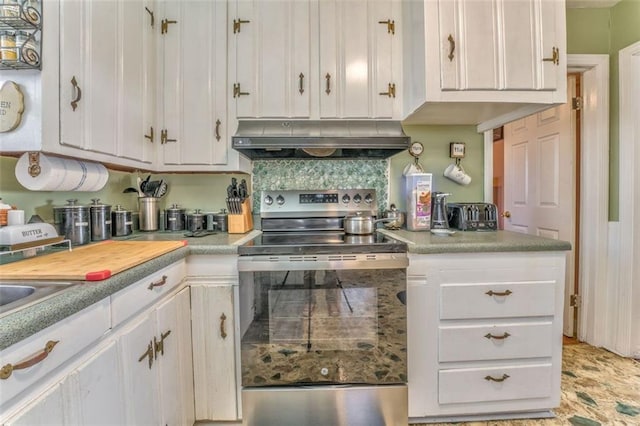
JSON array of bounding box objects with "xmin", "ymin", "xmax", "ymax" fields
[{"xmin": 239, "ymin": 268, "xmax": 407, "ymax": 387}]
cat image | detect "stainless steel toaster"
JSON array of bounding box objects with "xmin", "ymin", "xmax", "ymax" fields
[{"xmin": 447, "ymin": 203, "xmax": 498, "ymax": 231}]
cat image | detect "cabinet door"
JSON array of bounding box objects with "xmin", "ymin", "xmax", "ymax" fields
[
  {"xmin": 118, "ymin": 0, "xmax": 155, "ymax": 165},
  {"xmin": 159, "ymin": 0, "xmax": 228, "ymax": 166},
  {"xmin": 65, "ymin": 342, "xmax": 126, "ymax": 425},
  {"xmin": 117, "ymin": 313, "xmax": 161, "ymax": 426},
  {"xmin": 232, "ymin": 0, "xmax": 311, "ymax": 118},
  {"xmin": 59, "ymin": 0, "xmax": 118, "ymax": 155},
  {"xmin": 439, "ymin": 0, "xmax": 559, "ymax": 92},
  {"xmin": 4, "ymin": 383, "xmax": 65, "ymax": 426},
  {"xmin": 319, "ymin": 0, "xmax": 397, "ymax": 118},
  {"xmin": 191, "ymin": 284, "xmax": 238, "ymax": 421},
  {"xmin": 155, "ymin": 287, "xmax": 195, "ymax": 426}
]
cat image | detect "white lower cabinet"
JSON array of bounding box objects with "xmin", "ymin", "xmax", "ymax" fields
[
  {"xmin": 1, "ymin": 264, "xmax": 193, "ymax": 426},
  {"xmin": 407, "ymin": 251, "xmax": 566, "ymax": 421},
  {"xmin": 188, "ymin": 254, "xmax": 241, "ymax": 422},
  {"xmin": 118, "ymin": 286, "xmax": 194, "ymax": 426}
]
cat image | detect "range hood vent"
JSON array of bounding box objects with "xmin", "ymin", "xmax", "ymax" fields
[{"xmin": 232, "ymin": 120, "xmax": 410, "ymax": 160}]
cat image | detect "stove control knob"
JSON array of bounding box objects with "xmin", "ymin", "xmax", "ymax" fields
[
  {"xmin": 264, "ymin": 195, "xmax": 274, "ymax": 206},
  {"xmin": 320, "ymin": 367, "xmax": 329, "ymax": 376},
  {"xmin": 276, "ymin": 195, "xmax": 285, "ymax": 205},
  {"xmin": 364, "ymin": 193, "xmax": 373, "ymax": 204},
  {"xmin": 353, "ymin": 194, "xmax": 362, "ymax": 204},
  {"xmin": 341, "ymin": 194, "xmax": 351, "ymax": 204}
]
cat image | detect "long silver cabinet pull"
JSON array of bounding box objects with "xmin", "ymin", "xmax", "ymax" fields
[
  {"xmin": 70, "ymin": 76, "xmax": 82, "ymax": 111},
  {"xmin": 0, "ymin": 340, "xmax": 59, "ymax": 380}
]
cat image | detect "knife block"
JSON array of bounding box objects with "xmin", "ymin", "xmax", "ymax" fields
[{"xmin": 228, "ymin": 200, "xmax": 253, "ymax": 234}]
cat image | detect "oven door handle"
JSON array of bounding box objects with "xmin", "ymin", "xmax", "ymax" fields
[{"xmin": 237, "ymin": 254, "xmax": 408, "ymax": 272}]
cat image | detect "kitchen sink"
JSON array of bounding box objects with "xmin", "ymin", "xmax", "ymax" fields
[{"xmin": 0, "ymin": 281, "xmax": 76, "ymax": 317}]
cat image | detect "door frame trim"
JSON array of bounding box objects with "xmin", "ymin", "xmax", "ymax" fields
[{"xmin": 483, "ymin": 54, "xmax": 610, "ymax": 342}]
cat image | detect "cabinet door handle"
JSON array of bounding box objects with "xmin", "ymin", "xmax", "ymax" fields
[
  {"xmin": 379, "ymin": 83, "xmax": 396, "ymax": 98},
  {"xmin": 147, "ymin": 275, "xmax": 168, "ymax": 290},
  {"xmin": 484, "ymin": 332, "xmax": 511, "ymax": 340},
  {"xmin": 144, "ymin": 126, "xmax": 154, "ymax": 143},
  {"xmin": 325, "ymin": 73, "xmax": 331, "ymax": 95},
  {"xmin": 543, "ymin": 47, "xmax": 560, "ymax": 66},
  {"xmin": 0, "ymin": 340, "xmax": 59, "ymax": 380},
  {"xmin": 215, "ymin": 119, "xmax": 221, "ymax": 141},
  {"xmin": 220, "ymin": 313, "xmax": 228, "ymax": 339},
  {"xmin": 233, "ymin": 19, "xmax": 250, "ymax": 34},
  {"xmin": 161, "ymin": 18, "xmax": 177, "ymax": 34},
  {"xmin": 299, "ymin": 73, "xmax": 305, "ymax": 95},
  {"xmin": 378, "ymin": 19, "xmax": 395, "ymax": 35},
  {"xmin": 154, "ymin": 330, "xmax": 171, "ymax": 359},
  {"xmin": 447, "ymin": 34, "xmax": 455, "ymax": 62},
  {"xmin": 145, "ymin": 6, "xmax": 154, "ymax": 28},
  {"xmin": 70, "ymin": 76, "xmax": 82, "ymax": 111},
  {"xmin": 138, "ymin": 341, "xmax": 154, "ymax": 369},
  {"xmin": 485, "ymin": 373, "xmax": 510, "ymax": 382},
  {"xmin": 160, "ymin": 130, "xmax": 177, "ymax": 144},
  {"xmin": 485, "ymin": 289, "xmax": 512, "ymax": 297},
  {"xmin": 233, "ymin": 83, "xmax": 250, "ymax": 98}
]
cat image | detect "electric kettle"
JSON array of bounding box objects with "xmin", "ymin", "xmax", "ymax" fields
[{"xmin": 431, "ymin": 192, "xmax": 451, "ymax": 230}]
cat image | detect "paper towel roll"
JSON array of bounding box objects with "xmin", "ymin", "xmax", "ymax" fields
[{"xmin": 15, "ymin": 153, "xmax": 109, "ymax": 192}]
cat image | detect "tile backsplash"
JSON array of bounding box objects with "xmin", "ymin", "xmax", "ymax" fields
[{"xmin": 251, "ymin": 159, "xmax": 389, "ymax": 212}]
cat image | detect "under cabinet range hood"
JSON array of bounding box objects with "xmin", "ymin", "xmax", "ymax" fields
[{"xmin": 232, "ymin": 120, "xmax": 410, "ymax": 159}]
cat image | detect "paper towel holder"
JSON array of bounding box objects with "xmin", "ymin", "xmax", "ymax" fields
[{"xmin": 27, "ymin": 152, "xmax": 41, "ymax": 177}]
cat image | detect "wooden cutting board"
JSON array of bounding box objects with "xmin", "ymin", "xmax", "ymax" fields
[{"xmin": 0, "ymin": 240, "xmax": 187, "ymax": 281}]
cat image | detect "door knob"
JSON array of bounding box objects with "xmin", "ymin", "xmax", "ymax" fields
[{"xmin": 502, "ymin": 211, "xmax": 511, "ymax": 218}]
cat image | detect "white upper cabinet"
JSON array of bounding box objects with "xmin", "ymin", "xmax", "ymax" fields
[
  {"xmin": 158, "ymin": 0, "xmax": 248, "ymax": 171},
  {"xmin": 230, "ymin": 0, "xmax": 402, "ymax": 120},
  {"xmin": 403, "ymin": 0, "xmax": 567, "ymax": 130},
  {"xmin": 58, "ymin": 0, "xmax": 155, "ymax": 166}
]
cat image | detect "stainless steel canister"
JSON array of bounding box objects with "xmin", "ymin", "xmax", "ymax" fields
[
  {"xmin": 165, "ymin": 204, "xmax": 185, "ymax": 232},
  {"xmin": 90, "ymin": 198, "xmax": 112, "ymax": 241},
  {"xmin": 186, "ymin": 209, "xmax": 205, "ymax": 232},
  {"xmin": 205, "ymin": 213, "xmax": 217, "ymax": 231},
  {"xmin": 213, "ymin": 209, "xmax": 228, "ymax": 232},
  {"xmin": 53, "ymin": 199, "xmax": 90, "ymax": 245},
  {"xmin": 111, "ymin": 205, "xmax": 133, "ymax": 237},
  {"xmin": 139, "ymin": 197, "xmax": 159, "ymax": 231}
]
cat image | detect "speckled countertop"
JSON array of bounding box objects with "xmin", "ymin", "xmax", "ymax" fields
[{"xmin": 0, "ymin": 229, "xmax": 568, "ymax": 351}]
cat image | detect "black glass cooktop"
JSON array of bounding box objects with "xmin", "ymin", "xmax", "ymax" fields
[{"xmin": 238, "ymin": 231, "xmax": 407, "ymax": 256}]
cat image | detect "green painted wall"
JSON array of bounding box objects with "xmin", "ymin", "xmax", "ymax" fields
[{"xmin": 567, "ymin": 0, "xmax": 640, "ymax": 220}]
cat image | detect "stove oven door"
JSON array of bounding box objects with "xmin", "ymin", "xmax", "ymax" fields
[{"xmin": 237, "ymin": 254, "xmax": 408, "ymax": 387}]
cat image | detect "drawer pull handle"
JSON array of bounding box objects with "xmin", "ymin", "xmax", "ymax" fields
[
  {"xmin": 220, "ymin": 313, "xmax": 227, "ymax": 339},
  {"xmin": 215, "ymin": 119, "xmax": 221, "ymax": 141},
  {"xmin": 147, "ymin": 275, "xmax": 168, "ymax": 290},
  {"xmin": 0, "ymin": 340, "xmax": 59, "ymax": 380},
  {"xmin": 485, "ymin": 332, "xmax": 511, "ymax": 340},
  {"xmin": 138, "ymin": 341, "xmax": 154, "ymax": 369},
  {"xmin": 485, "ymin": 373, "xmax": 510, "ymax": 382},
  {"xmin": 485, "ymin": 289, "xmax": 512, "ymax": 297},
  {"xmin": 325, "ymin": 73, "xmax": 331, "ymax": 95},
  {"xmin": 70, "ymin": 76, "xmax": 82, "ymax": 111}
]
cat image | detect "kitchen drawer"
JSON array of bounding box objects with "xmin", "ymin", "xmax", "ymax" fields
[
  {"xmin": 438, "ymin": 322, "xmax": 553, "ymax": 362},
  {"xmin": 0, "ymin": 298, "xmax": 110, "ymax": 405},
  {"xmin": 110, "ymin": 260, "xmax": 186, "ymax": 327},
  {"xmin": 440, "ymin": 281, "xmax": 556, "ymax": 320},
  {"xmin": 438, "ymin": 363, "xmax": 553, "ymax": 404}
]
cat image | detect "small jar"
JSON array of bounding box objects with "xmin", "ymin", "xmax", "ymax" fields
[
  {"xmin": 0, "ymin": 31, "xmax": 17, "ymax": 61},
  {"xmin": 1, "ymin": 0, "xmax": 20, "ymax": 18}
]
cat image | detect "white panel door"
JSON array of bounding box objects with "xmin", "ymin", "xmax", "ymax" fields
[
  {"xmin": 504, "ymin": 77, "xmax": 575, "ymax": 335},
  {"xmin": 4, "ymin": 382, "xmax": 65, "ymax": 425},
  {"xmin": 118, "ymin": 313, "xmax": 161, "ymax": 426},
  {"xmin": 118, "ymin": 0, "xmax": 155, "ymax": 164},
  {"xmin": 155, "ymin": 288, "xmax": 195, "ymax": 426},
  {"xmin": 160, "ymin": 0, "xmax": 228, "ymax": 166},
  {"xmin": 65, "ymin": 342, "xmax": 126, "ymax": 425},
  {"xmin": 191, "ymin": 284, "xmax": 238, "ymax": 421},
  {"xmin": 232, "ymin": 0, "xmax": 311, "ymax": 118}
]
